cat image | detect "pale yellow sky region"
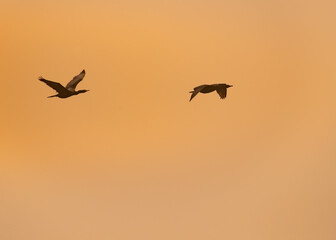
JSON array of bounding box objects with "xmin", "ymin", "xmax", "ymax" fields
[{"xmin": 1, "ymin": 0, "xmax": 336, "ymax": 239}]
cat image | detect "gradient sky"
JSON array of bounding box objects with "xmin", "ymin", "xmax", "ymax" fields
[{"xmin": 1, "ymin": 0, "xmax": 336, "ymax": 239}]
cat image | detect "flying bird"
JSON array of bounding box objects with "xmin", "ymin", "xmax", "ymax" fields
[
  {"xmin": 189, "ymin": 84, "xmax": 233, "ymax": 101},
  {"xmin": 39, "ymin": 69, "xmax": 89, "ymax": 98}
]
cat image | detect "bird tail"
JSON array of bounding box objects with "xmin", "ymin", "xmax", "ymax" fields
[{"xmin": 189, "ymin": 91, "xmax": 197, "ymax": 101}]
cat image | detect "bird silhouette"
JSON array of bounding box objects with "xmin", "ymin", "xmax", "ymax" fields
[
  {"xmin": 39, "ymin": 70, "xmax": 89, "ymax": 98},
  {"xmin": 189, "ymin": 84, "xmax": 233, "ymax": 101}
]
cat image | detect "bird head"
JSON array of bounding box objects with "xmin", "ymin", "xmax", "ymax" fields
[{"xmin": 77, "ymin": 89, "xmax": 89, "ymax": 94}]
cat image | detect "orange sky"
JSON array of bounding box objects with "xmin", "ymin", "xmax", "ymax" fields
[{"xmin": 1, "ymin": 0, "xmax": 336, "ymax": 239}]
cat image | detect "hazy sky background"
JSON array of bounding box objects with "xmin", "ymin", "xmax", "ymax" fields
[{"xmin": 1, "ymin": 0, "xmax": 336, "ymax": 239}]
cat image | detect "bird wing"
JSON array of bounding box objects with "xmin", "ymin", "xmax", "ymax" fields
[
  {"xmin": 39, "ymin": 77, "xmax": 68, "ymax": 94},
  {"xmin": 189, "ymin": 85, "xmax": 206, "ymax": 101},
  {"xmin": 66, "ymin": 69, "xmax": 86, "ymax": 92},
  {"xmin": 216, "ymin": 87, "xmax": 227, "ymax": 99}
]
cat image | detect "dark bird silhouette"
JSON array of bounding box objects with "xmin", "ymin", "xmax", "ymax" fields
[
  {"xmin": 189, "ymin": 83, "xmax": 233, "ymax": 101},
  {"xmin": 39, "ymin": 70, "xmax": 89, "ymax": 98}
]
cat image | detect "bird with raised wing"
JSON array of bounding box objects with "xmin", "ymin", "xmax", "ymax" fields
[
  {"xmin": 39, "ymin": 69, "xmax": 89, "ymax": 98},
  {"xmin": 189, "ymin": 83, "xmax": 233, "ymax": 101}
]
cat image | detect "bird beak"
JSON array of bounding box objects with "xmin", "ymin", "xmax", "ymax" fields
[{"xmin": 229, "ymin": 85, "xmax": 233, "ymax": 87}]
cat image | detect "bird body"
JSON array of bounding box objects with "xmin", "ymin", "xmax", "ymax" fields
[
  {"xmin": 189, "ymin": 83, "xmax": 232, "ymax": 101},
  {"xmin": 39, "ymin": 70, "xmax": 88, "ymax": 98}
]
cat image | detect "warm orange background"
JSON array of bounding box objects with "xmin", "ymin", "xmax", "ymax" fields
[{"xmin": 1, "ymin": 0, "xmax": 336, "ymax": 239}]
